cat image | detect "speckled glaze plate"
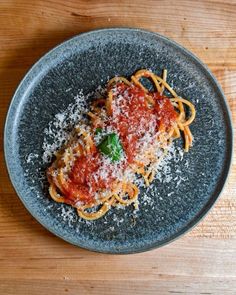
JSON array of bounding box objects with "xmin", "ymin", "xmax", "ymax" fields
[{"xmin": 4, "ymin": 28, "xmax": 233, "ymax": 253}]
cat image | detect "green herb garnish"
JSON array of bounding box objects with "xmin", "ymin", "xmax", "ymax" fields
[{"xmin": 97, "ymin": 133, "xmax": 123, "ymax": 162}]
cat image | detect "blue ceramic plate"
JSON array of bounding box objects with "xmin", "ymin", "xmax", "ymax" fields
[{"xmin": 4, "ymin": 28, "xmax": 233, "ymax": 253}]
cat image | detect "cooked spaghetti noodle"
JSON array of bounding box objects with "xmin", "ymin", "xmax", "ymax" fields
[{"xmin": 47, "ymin": 69, "xmax": 196, "ymax": 220}]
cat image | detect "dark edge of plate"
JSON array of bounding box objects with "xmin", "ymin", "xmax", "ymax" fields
[{"xmin": 4, "ymin": 28, "xmax": 234, "ymax": 254}]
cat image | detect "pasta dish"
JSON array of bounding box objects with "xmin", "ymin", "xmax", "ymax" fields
[{"xmin": 47, "ymin": 69, "xmax": 196, "ymax": 220}]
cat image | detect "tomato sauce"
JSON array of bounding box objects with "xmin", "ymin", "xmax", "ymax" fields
[
  {"xmin": 65, "ymin": 151, "xmax": 116, "ymax": 204},
  {"xmin": 153, "ymin": 93, "xmax": 177, "ymax": 128},
  {"xmin": 110, "ymin": 83, "xmax": 157, "ymax": 163},
  {"xmin": 64, "ymin": 83, "xmax": 177, "ymax": 205}
]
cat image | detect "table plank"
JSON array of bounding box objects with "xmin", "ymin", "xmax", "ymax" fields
[{"xmin": 0, "ymin": 0, "xmax": 236, "ymax": 294}]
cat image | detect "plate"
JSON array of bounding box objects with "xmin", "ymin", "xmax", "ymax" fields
[{"xmin": 4, "ymin": 28, "xmax": 233, "ymax": 253}]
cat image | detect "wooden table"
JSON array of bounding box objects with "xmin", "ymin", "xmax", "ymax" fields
[{"xmin": 1, "ymin": 1, "xmax": 236, "ymax": 294}]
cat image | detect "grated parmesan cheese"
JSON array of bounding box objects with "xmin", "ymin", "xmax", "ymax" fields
[{"xmin": 22, "ymin": 85, "xmax": 192, "ymax": 228}]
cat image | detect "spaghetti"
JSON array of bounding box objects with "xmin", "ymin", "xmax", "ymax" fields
[{"xmin": 47, "ymin": 69, "xmax": 196, "ymax": 220}]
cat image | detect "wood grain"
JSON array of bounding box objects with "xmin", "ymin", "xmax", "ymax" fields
[{"xmin": 0, "ymin": 0, "xmax": 236, "ymax": 294}]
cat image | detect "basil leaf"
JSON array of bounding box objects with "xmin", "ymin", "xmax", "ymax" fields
[{"xmin": 98, "ymin": 133, "xmax": 123, "ymax": 162}]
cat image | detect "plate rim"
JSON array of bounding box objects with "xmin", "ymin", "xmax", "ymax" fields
[{"xmin": 4, "ymin": 27, "xmax": 234, "ymax": 254}]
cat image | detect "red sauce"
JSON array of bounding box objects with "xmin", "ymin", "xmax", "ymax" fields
[
  {"xmin": 110, "ymin": 83, "xmax": 157, "ymax": 163},
  {"xmin": 153, "ymin": 93, "xmax": 177, "ymax": 128},
  {"xmin": 61, "ymin": 180, "xmax": 92, "ymax": 205},
  {"xmin": 71, "ymin": 152, "xmax": 114, "ymax": 190},
  {"xmin": 63, "ymin": 83, "xmax": 177, "ymax": 205},
  {"xmin": 64, "ymin": 151, "xmax": 116, "ymax": 204}
]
